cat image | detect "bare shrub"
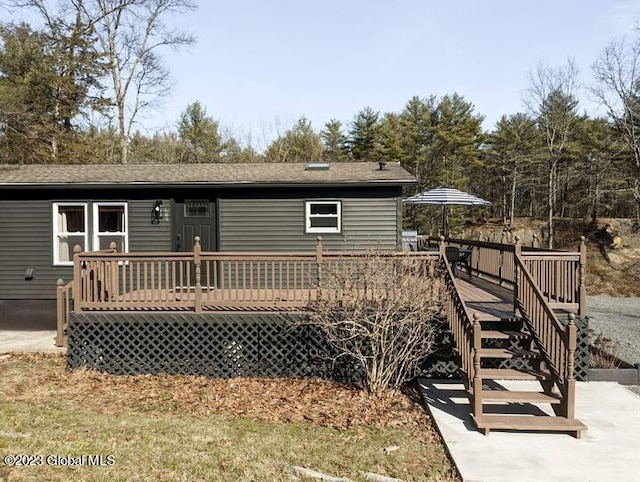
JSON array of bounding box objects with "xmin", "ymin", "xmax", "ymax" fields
[
  {"xmin": 305, "ymin": 253, "xmax": 444, "ymax": 395},
  {"xmin": 589, "ymin": 331, "xmax": 623, "ymax": 369}
]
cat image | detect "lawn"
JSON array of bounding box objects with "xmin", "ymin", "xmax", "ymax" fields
[{"xmin": 0, "ymin": 354, "xmax": 457, "ymax": 481}]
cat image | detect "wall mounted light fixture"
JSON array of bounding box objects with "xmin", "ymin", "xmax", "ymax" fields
[{"xmin": 151, "ymin": 200, "xmax": 163, "ymax": 224}]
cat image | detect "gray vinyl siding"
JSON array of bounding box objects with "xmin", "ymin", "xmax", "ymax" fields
[
  {"xmin": 128, "ymin": 199, "xmax": 172, "ymax": 252},
  {"xmin": 0, "ymin": 200, "xmax": 66, "ymax": 299},
  {"xmin": 0, "ymin": 198, "xmax": 171, "ymax": 300},
  {"xmin": 218, "ymin": 197, "xmax": 400, "ymax": 252}
]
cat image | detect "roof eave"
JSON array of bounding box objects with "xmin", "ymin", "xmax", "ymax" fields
[{"xmin": 0, "ymin": 179, "xmax": 417, "ymax": 189}]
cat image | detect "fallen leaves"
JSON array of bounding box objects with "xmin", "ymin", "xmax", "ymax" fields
[{"xmin": 1, "ymin": 353, "xmax": 432, "ymax": 431}]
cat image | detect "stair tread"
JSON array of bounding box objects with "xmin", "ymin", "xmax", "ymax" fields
[
  {"xmin": 473, "ymin": 414, "xmax": 587, "ymax": 431},
  {"xmin": 481, "ymin": 330, "xmax": 529, "ymax": 339},
  {"xmin": 481, "ymin": 390, "xmax": 562, "ymax": 404},
  {"xmin": 475, "ymin": 313, "xmax": 519, "ymax": 322},
  {"xmin": 479, "ymin": 368, "xmax": 550, "ymax": 380},
  {"xmin": 479, "ymin": 348, "xmax": 539, "ymax": 359}
]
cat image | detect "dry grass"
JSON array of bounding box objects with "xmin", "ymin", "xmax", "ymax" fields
[
  {"xmin": 589, "ymin": 332, "xmax": 624, "ymax": 369},
  {"xmin": 0, "ymin": 354, "xmax": 457, "ymax": 482}
]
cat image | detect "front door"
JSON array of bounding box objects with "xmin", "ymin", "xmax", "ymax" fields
[{"xmin": 173, "ymin": 199, "xmax": 217, "ymax": 252}]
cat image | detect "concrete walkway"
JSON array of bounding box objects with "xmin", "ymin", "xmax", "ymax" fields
[
  {"xmin": 420, "ymin": 379, "xmax": 640, "ymax": 482},
  {"xmin": 0, "ymin": 330, "xmax": 64, "ymax": 353}
]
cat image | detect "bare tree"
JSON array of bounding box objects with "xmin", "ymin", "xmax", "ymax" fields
[
  {"xmin": 90, "ymin": 0, "xmax": 196, "ymax": 163},
  {"xmin": 592, "ymin": 36, "xmax": 640, "ymax": 221},
  {"xmin": 304, "ymin": 254, "xmax": 444, "ymax": 395},
  {"xmin": 11, "ymin": 0, "xmax": 197, "ymax": 163},
  {"xmin": 525, "ymin": 60, "xmax": 579, "ymax": 248}
]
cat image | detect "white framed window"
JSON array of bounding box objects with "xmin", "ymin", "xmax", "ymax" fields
[
  {"xmin": 305, "ymin": 200, "xmax": 341, "ymax": 234},
  {"xmin": 93, "ymin": 202, "xmax": 128, "ymax": 252},
  {"xmin": 53, "ymin": 203, "xmax": 88, "ymax": 266}
]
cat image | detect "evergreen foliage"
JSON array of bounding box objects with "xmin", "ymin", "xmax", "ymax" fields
[{"xmin": 2, "ymin": 7, "xmax": 640, "ymax": 231}]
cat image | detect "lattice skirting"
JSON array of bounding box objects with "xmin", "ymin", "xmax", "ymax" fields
[
  {"xmin": 563, "ymin": 314, "xmax": 590, "ymax": 382},
  {"xmin": 67, "ymin": 312, "xmax": 345, "ymax": 379},
  {"xmin": 418, "ymin": 316, "xmax": 590, "ymax": 382},
  {"xmin": 67, "ymin": 312, "xmax": 590, "ymax": 382}
]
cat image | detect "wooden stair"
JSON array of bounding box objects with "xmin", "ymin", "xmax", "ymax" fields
[
  {"xmin": 479, "ymin": 368, "xmax": 549, "ymax": 381},
  {"xmin": 472, "ymin": 414, "xmax": 587, "ymax": 436},
  {"xmin": 468, "ymin": 318, "xmax": 586, "ymax": 438}
]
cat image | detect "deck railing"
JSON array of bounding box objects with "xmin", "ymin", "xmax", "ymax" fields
[
  {"xmin": 71, "ymin": 243, "xmax": 323, "ymax": 312},
  {"xmin": 439, "ymin": 253, "xmax": 483, "ymax": 421},
  {"xmin": 433, "ymin": 236, "xmax": 586, "ymax": 316},
  {"xmin": 515, "ymin": 253, "xmax": 578, "ymax": 419},
  {"xmin": 55, "ymin": 237, "xmax": 441, "ymax": 345},
  {"xmin": 56, "ymin": 234, "xmax": 587, "ymax": 353}
]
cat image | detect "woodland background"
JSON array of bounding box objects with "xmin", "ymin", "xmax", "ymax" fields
[{"xmin": 2, "ymin": 1, "xmax": 640, "ymax": 245}]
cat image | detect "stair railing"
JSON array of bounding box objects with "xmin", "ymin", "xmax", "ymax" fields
[
  {"xmin": 439, "ymin": 253, "xmax": 483, "ymax": 420},
  {"xmin": 514, "ymin": 252, "xmax": 577, "ymax": 419}
]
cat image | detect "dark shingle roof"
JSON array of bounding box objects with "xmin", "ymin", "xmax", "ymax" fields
[{"xmin": 0, "ymin": 162, "xmax": 415, "ymax": 187}]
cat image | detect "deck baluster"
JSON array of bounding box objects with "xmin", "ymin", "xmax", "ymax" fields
[
  {"xmin": 194, "ymin": 236, "xmax": 202, "ymax": 313},
  {"xmin": 472, "ymin": 313, "xmax": 483, "ymax": 423}
]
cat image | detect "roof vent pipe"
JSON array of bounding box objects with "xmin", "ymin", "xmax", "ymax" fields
[{"xmin": 378, "ymin": 161, "xmax": 387, "ymax": 171}]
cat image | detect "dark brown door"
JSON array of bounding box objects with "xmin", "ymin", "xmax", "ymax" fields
[{"xmin": 173, "ymin": 199, "xmax": 217, "ymax": 252}]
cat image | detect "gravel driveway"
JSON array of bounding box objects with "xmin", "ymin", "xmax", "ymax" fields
[{"xmin": 587, "ymin": 296, "xmax": 640, "ymax": 366}]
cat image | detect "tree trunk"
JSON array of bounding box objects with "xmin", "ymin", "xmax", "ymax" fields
[
  {"xmin": 502, "ymin": 171, "xmax": 508, "ymax": 225},
  {"xmin": 117, "ymin": 92, "xmax": 128, "ymax": 163},
  {"xmin": 591, "ymin": 180, "xmax": 599, "ymax": 226},
  {"xmin": 118, "ymin": 107, "xmax": 128, "ymax": 163},
  {"xmin": 510, "ymin": 169, "xmax": 517, "ymax": 227},
  {"xmin": 634, "ymin": 178, "xmax": 640, "ymax": 223},
  {"xmin": 548, "ymin": 159, "xmax": 556, "ymax": 249}
]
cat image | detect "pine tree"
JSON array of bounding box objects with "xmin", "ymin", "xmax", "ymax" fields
[
  {"xmin": 177, "ymin": 101, "xmax": 222, "ymax": 162},
  {"xmin": 320, "ymin": 119, "xmax": 350, "ymax": 162},
  {"xmin": 399, "ymin": 96, "xmax": 437, "ymax": 189},
  {"xmin": 348, "ymin": 107, "xmax": 380, "ymax": 160},
  {"xmin": 264, "ymin": 117, "xmax": 323, "ymax": 162},
  {"xmin": 486, "ymin": 113, "xmax": 541, "ymax": 224}
]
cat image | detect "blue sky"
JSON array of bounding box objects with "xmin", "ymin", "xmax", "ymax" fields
[
  {"xmin": 150, "ymin": 0, "xmax": 640, "ymax": 147},
  {"xmin": 7, "ymin": 1, "xmax": 640, "ymax": 148}
]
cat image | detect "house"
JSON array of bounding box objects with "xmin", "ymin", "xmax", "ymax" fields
[
  {"xmin": 0, "ymin": 161, "xmax": 591, "ymax": 436},
  {"xmin": 0, "ymin": 161, "xmax": 415, "ymax": 328}
]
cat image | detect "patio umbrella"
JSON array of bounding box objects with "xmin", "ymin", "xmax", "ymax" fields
[{"xmin": 403, "ymin": 187, "xmax": 491, "ymax": 234}]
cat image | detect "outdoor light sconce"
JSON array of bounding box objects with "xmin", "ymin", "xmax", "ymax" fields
[{"xmin": 151, "ymin": 200, "xmax": 163, "ymax": 224}]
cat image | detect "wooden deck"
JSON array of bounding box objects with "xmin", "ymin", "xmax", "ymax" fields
[
  {"xmin": 94, "ymin": 276, "xmax": 515, "ymax": 319},
  {"xmin": 57, "ymin": 237, "xmax": 589, "ymax": 436},
  {"xmin": 456, "ymin": 276, "xmax": 516, "ymax": 322}
]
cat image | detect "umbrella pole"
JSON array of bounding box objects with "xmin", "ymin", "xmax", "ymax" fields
[{"xmin": 441, "ymin": 205, "xmax": 446, "ymax": 236}]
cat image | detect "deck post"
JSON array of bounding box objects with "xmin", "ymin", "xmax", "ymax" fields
[
  {"xmin": 513, "ymin": 236, "xmax": 522, "ymax": 308},
  {"xmin": 72, "ymin": 244, "xmax": 82, "ymax": 313},
  {"xmin": 56, "ymin": 279, "xmax": 66, "ymax": 347},
  {"xmin": 438, "ymin": 235, "xmax": 446, "ymax": 256},
  {"xmin": 194, "ymin": 236, "xmax": 202, "ymax": 313},
  {"xmin": 565, "ymin": 313, "xmax": 577, "ymax": 419},
  {"xmin": 578, "ymin": 236, "xmax": 587, "ymax": 317},
  {"xmin": 532, "ymin": 234, "xmax": 539, "ymax": 248},
  {"xmin": 109, "ymin": 241, "xmax": 118, "ymax": 301},
  {"xmin": 497, "ymin": 231, "xmax": 507, "ymax": 285},
  {"xmin": 316, "ymin": 236, "xmax": 323, "ymax": 299}
]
